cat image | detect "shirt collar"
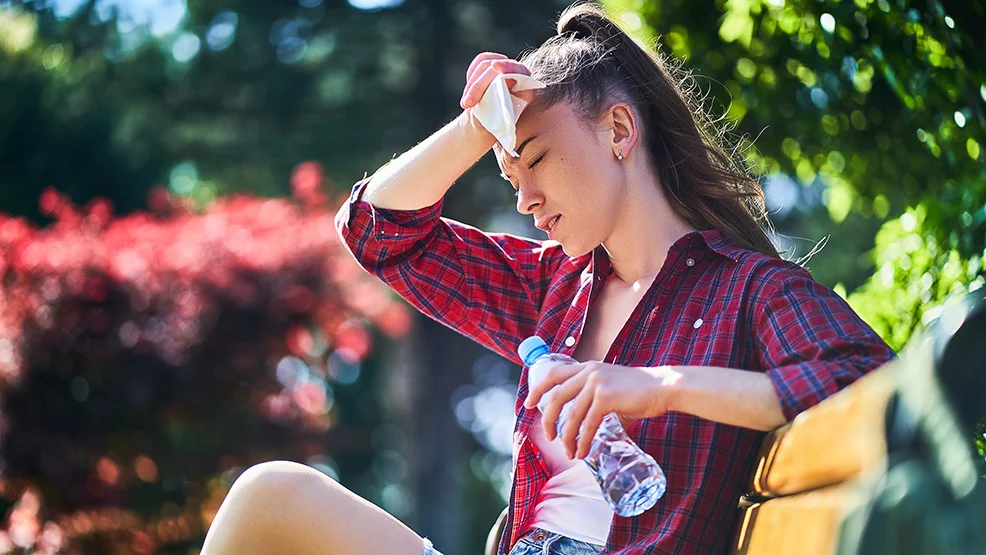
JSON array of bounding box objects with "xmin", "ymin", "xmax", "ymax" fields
[
  {"xmin": 586, "ymin": 228, "xmax": 746, "ymax": 280},
  {"xmin": 695, "ymin": 228, "xmax": 746, "ymax": 262}
]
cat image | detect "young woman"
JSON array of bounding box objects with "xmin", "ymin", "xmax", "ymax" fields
[{"xmin": 200, "ymin": 3, "xmax": 895, "ymax": 555}]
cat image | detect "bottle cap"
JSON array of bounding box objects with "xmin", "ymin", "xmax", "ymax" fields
[{"xmin": 518, "ymin": 336, "xmax": 550, "ymax": 366}]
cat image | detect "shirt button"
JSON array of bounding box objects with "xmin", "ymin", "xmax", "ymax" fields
[
  {"xmin": 693, "ymin": 318, "xmax": 704, "ymax": 329},
  {"xmin": 564, "ymin": 336, "xmax": 576, "ymax": 347},
  {"xmin": 686, "ymin": 258, "xmax": 695, "ymax": 266}
]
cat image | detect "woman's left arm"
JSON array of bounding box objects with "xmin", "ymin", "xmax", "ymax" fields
[
  {"xmin": 527, "ymin": 268, "xmax": 896, "ymax": 460},
  {"xmin": 524, "ymin": 362, "xmax": 784, "ymax": 460},
  {"xmin": 665, "ymin": 364, "xmax": 786, "ymax": 432}
]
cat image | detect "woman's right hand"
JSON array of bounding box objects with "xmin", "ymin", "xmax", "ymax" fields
[{"xmin": 460, "ymin": 52, "xmax": 535, "ymax": 110}]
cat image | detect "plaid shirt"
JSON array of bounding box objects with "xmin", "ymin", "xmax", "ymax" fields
[{"xmin": 335, "ymin": 179, "xmax": 896, "ymax": 554}]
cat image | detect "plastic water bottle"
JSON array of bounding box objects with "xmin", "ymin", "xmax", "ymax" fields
[{"xmin": 518, "ymin": 335, "xmax": 667, "ymax": 517}]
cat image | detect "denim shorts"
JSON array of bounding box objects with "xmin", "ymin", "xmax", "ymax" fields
[
  {"xmin": 423, "ymin": 528, "xmax": 604, "ymax": 555},
  {"xmin": 508, "ymin": 529, "xmax": 605, "ymax": 555}
]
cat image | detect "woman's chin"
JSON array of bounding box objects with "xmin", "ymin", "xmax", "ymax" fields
[{"xmin": 557, "ymin": 239, "xmax": 595, "ymax": 259}]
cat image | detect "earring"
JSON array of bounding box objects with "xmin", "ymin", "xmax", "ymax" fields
[{"xmin": 617, "ymin": 152, "xmax": 624, "ymax": 160}]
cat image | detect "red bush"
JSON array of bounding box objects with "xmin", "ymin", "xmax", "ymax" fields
[{"xmin": 0, "ymin": 163, "xmax": 410, "ymax": 553}]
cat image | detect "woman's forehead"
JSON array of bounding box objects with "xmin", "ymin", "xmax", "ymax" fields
[
  {"xmin": 513, "ymin": 104, "xmax": 575, "ymax": 148},
  {"xmin": 494, "ymin": 102, "xmax": 580, "ymax": 166},
  {"xmin": 517, "ymin": 101, "xmax": 570, "ymax": 133}
]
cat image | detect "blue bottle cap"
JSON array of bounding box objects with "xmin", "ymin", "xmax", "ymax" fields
[{"xmin": 518, "ymin": 336, "xmax": 550, "ymax": 366}]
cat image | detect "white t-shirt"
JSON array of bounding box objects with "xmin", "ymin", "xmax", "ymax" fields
[{"xmin": 528, "ymin": 411, "xmax": 613, "ymax": 546}]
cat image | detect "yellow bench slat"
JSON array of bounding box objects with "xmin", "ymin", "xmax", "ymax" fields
[
  {"xmin": 749, "ymin": 363, "xmax": 900, "ymax": 498},
  {"xmin": 732, "ymin": 481, "xmax": 871, "ymax": 555}
]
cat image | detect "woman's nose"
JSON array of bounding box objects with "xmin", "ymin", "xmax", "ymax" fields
[{"xmin": 515, "ymin": 187, "xmax": 543, "ymax": 215}]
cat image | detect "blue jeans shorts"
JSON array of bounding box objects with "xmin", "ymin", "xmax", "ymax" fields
[{"xmin": 423, "ymin": 528, "xmax": 604, "ymax": 555}]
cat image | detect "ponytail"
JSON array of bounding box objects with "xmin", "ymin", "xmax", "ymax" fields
[{"xmin": 520, "ymin": 2, "xmax": 779, "ymax": 258}]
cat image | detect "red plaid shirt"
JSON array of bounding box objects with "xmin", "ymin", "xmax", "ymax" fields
[{"xmin": 335, "ymin": 179, "xmax": 895, "ymax": 554}]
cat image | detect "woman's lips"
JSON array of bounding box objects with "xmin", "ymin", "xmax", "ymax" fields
[{"xmin": 547, "ymin": 215, "xmax": 561, "ymax": 240}]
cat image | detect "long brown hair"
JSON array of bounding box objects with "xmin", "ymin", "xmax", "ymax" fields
[{"xmin": 519, "ymin": 2, "xmax": 779, "ymax": 258}]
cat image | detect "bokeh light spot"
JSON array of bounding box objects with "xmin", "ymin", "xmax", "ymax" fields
[
  {"xmin": 347, "ymin": 0, "xmax": 404, "ymax": 10},
  {"xmin": 171, "ymin": 32, "xmax": 200, "ymax": 63},
  {"xmin": 206, "ymin": 12, "xmax": 237, "ymax": 51},
  {"xmin": 134, "ymin": 456, "xmax": 159, "ymax": 483},
  {"xmin": 820, "ymin": 13, "xmax": 836, "ymax": 33}
]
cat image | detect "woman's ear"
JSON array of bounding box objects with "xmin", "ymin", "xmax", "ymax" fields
[{"xmin": 605, "ymin": 103, "xmax": 639, "ymax": 160}]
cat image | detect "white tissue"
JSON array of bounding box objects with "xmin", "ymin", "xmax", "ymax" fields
[{"xmin": 473, "ymin": 73, "xmax": 546, "ymax": 157}]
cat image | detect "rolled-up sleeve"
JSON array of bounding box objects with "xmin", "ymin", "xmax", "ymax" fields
[
  {"xmin": 335, "ymin": 179, "xmax": 446, "ymax": 264},
  {"xmin": 753, "ymin": 267, "xmax": 896, "ymax": 421},
  {"xmin": 334, "ymin": 178, "xmax": 568, "ymax": 363}
]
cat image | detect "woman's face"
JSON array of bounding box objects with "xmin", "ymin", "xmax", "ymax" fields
[{"xmin": 496, "ymin": 101, "xmax": 626, "ymax": 258}]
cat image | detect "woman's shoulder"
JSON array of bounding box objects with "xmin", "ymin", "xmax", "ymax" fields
[{"xmin": 698, "ymin": 229, "xmax": 813, "ymax": 285}]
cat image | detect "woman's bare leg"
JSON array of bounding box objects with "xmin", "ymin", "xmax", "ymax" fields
[{"xmin": 200, "ymin": 460, "xmax": 430, "ymax": 555}]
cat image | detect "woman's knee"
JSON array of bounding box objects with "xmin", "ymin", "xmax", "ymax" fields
[
  {"xmin": 226, "ymin": 460, "xmax": 339, "ymax": 509},
  {"xmin": 207, "ymin": 460, "xmax": 425, "ymax": 555}
]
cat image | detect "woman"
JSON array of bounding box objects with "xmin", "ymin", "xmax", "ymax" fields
[{"xmin": 200, "ymin": 3, "xmax": 895, "ymax": 555}]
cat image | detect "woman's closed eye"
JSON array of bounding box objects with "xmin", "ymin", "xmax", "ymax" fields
[
  {"xmin": 500, "ymin": 152, "xmax": 545, "ymax": 196},
  {"xmin": 527, "ymin": 152, "xmax": 546, "ymax": 169}
]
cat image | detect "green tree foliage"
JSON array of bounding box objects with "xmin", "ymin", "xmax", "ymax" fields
[
  {"xmin": 0, "ymin": 6, "xmax": 173, "ymax": 221},
  {"xmin": 1, "ymin": 0, "xmax": 568, "ymax": 220}
]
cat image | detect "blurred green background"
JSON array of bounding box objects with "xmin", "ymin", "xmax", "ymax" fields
[{"xmin": 0, "ymin": 0, "xmax": 983, "ymax": 553}]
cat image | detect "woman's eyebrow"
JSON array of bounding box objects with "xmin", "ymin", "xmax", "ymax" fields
[
  {"xmin": 515, "ymin": 135, "xmax": 538, "ymax": 157},
  {"xmin": 496, "ymin": 134, "xmax": 539, "ymax": 182},
  {"xmin": 498, "ymin": 134, "xmax": 539, "ymax": 170}
]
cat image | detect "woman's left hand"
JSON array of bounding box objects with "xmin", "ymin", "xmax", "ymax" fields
[{"xmin": 524, "ymin": 361, "xmax": 682, "ymax": 459}]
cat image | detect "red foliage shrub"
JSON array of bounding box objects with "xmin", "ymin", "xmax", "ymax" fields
[{"xmin": 0, "ymin": 164, "xmax": 410, "ymax": 553}]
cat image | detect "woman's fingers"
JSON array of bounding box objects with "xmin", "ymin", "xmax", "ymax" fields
[
  {"xmin": 461, "ymin": 56, "xmax": 534, "ymax": 109},
  {"xmin": 558, "ymin": 384, "xmax": 596, "ymax": 458},
  {"xmin": 466, "ymin": 52, "xmax": 508, "ymax": 83},
  {"xmin": 524, "ymin": 362, "xmax": 582, "ymax": 410},
  {"xmin": 539, "ymin": 389, "xmax": 564, "ymax": 442},
  {"xmin": 492, "ymin": 60, "xmax": 532, "ymax": 77},
  {"xmin": 461, "ymin": 64, "xmax": 500, "ymax": 108},
  {"xmin": 465, "ymin": 59, "xmax": 495, "ymax": 91},
  {"xmin": 575, "ymin": 398, "xmax": 608, "ymax": 459},
  {"xmin": 537, "ymin": 366, "xmax": 588, "ymax": 443}
]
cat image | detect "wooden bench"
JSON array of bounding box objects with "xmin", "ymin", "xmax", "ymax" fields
[{"xmin": 484, "ymin": 295, "xmax": 986, "ymax": 555}]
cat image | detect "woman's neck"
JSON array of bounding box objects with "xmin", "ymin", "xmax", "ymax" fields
[{"xmin": 602, "ymin": 175, "xmax": 697, "ymax": 286}]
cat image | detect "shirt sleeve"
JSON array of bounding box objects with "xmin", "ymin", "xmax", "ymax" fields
[
  {"xmin": 753, "ymin": 262, "xmax": 897, "ymax": 421},
  {"xmin": 334, "ymin": 178, "xmax": 568, "ymax": 363}
]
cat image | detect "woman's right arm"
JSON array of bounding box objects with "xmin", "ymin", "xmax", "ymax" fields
[
  {"xmin": 361, "ymin": 53, "xmax": 530, "ymax": 210},
  {"xmin": 359, "ymin": 109, "xmax": 494, "ymax": 210},
  {"xmin": 335, "ymin": 54, "xmax": 564, "ymax": 364}
]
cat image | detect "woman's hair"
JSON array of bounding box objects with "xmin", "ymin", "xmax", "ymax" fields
[{"xmin": 519, "ymin": 2, "xmax": 780, "ymax": 258}]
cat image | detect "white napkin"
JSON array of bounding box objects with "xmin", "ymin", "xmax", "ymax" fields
[{"xmin": 473, "ymin": 73, "xmax": 546, "ymax": 157}]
